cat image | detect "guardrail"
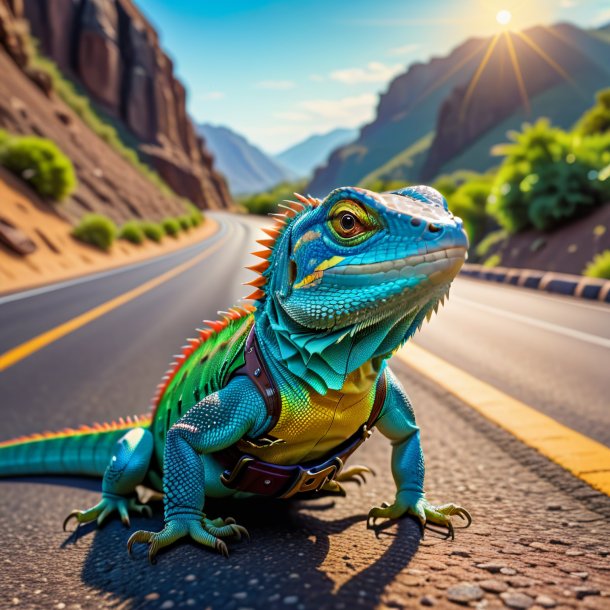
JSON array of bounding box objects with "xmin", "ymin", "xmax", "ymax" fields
[{"xmin": 460, "ymin": 264, "xmax": 610, "ymax": 302}]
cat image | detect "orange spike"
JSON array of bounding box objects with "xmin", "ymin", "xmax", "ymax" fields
[
  {"xmin": 294, "ymin": 193, "xmax": 310, "ymax": 205},
  {"xmin": 256, "ymin": 238, "xmax": 275, "ymax": 248},
  {"xmin": 244, "ymin": 275, "xmax": 266, "ymax": 287},
  {"xmin": 204, "ymin": 320, "xmax": 224, "ymax": 332},
  {"xmin": 246, "ymin": 289, "xmax": 266, "ymax": 301},
  {"xmin": 284, "ymin": 199, "xmax": 305, "ymax": 210},
  {"xmin": 252, "ymin": 249, "xmax": 271, "ymax": 260},
  {"xmin": 247, "ymin": 260, "xmax": 270, "ymax": 274},
  {"xmin": 278, "ymin": 204, "xmax": 298, "ymax": 217},
  {"xmin": 262, "ymin": 227, "xmax": 281, "ymax": 238}
]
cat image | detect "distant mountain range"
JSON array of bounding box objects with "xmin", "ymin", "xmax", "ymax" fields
[
  {"xmin": 198, "ymin": 124, "xmax": 294, "ymax": 196},
  {"xmin": 308, "ymin": 22, "xmax": 610, "ymax": 196},
  {"xmin": 275, "ymin": 128, "xmax": 358, "ymax": 177}
]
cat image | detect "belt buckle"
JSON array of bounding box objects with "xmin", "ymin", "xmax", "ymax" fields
[{"xmin": 281, "ymin": 458, "xmax": 342, "ymax": 498}]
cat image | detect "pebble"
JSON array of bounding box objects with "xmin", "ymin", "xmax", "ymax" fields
[
  {"xmin": 573, "ymin": 587, "xmax": 600, "ymax": 600},
  {"xmin": 506, "ymin": 576, "xmax": 534, "ymax": 588},
  {"xmin": 283, "ymin": 596, "xmax": 299, "ymax": 605},
  {"xmin": 476, "ymin": 562, "xmax": 504, "ymax": 574},
  {"xmin": 499, "ymin": 591, "xmax": 534, "ymax": 609},
  {"xmin": 499, "ymin": 568, "xmax": 517, "ymax": 575},
  {"xmin": 159, "ymin": 602, "xmax": 174, "ymax": 610},
  {"xmin": 535, "ymin": 595, "xmax": 556, "ymax": 608},
  {"xmin": 446, "ymin": 583, "xmax": 484, "ymax": 604},
  {"xmin": 55, "ymin": 604, "xmax": 66, "ymax": 610},
  {"xmin": 479, "ymin": 579, "xmax": 508, "ymax": 593},
  {"xmin": 546, "ymin": 504, "xmax": 563, "ymax": 511},
  {"xmin": 450, "ymin": 550, "xmax": 471, "ymax": 558},
  {"xmin": 565, "ymin": 550, "xmax": 584, "ymax": 557},
  {"xmin": 144, "ymin": 593, "xmax": 160, "ymax": 601},
  {"xmin": 233, "ymin": 592, "xmax": 247, "ymax": 600},
  {"xmin": 184, "ymin": 574, "xmax": 196, "ymax": 582},
  {"xmin": 569, "ymin": 572, "xmax": 588, "ymax": 580},
  {"xmin": 529, "ymin": 542, "xmax": 549, "ymax": 551},
  {"xmin": 420, "ymin": 595, "xmax": 436, "ymax": 606}
]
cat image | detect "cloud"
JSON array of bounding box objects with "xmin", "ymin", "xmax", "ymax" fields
[
  {"xmin": 559, "ymin": 0, "xmax": 577, "ymax": 7},
  {"xmin": 297, "ymin": 93, "xmax": 377, "ymax": 124},
  {"xmin": 595, "ymin": 8, "xmax": 610, "ymax": 24},
  {"xmin": 274, "ymin": 111, "xmax": 311, "ymax": 122},
  {"xmin": 198, "ymin": 91, "xmax": 225, "ymax": 101},
  {"xmin": 387, "ymin": 43, "xmax": 420, "ymax": 57},
  {"xmin": 330, "ymin": 61, "xmax": 404, "ymax": 84},
  {"xmin": 255, "ymin": 80, "xmax": 296, "ymax": 90}
]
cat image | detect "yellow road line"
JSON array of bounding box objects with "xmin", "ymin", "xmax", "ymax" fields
[
  {"xmin": 396, "ymin": 343, "xmax": 610, "ymax": 496},
  {"xmin": 0, "ymin": 235, "xmax": 229, "ymax": 372}
]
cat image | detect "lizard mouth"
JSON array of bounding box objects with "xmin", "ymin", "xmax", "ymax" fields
[{"xmin": 324, "ymin": 246, "xmax": 467, "ymax": 283}]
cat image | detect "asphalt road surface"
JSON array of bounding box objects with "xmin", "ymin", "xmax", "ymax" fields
[{"xmin": 1, "ymin": 213, "xmax": 609, "ymax": 610}]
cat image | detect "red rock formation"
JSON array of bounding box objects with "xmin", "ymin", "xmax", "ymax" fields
[{"xmin": 20, "ymin": 0, "xmax": 231, "ymax": 209}]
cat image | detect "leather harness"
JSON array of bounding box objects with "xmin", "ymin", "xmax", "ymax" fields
[{"xmin": 215, "ymin": 328, "xmax": 387, "ymax": 498}]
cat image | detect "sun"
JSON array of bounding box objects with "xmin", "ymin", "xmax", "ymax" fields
[{"xmin": 496, "ymin": 9, "xmax": 512, "ymax": 26}]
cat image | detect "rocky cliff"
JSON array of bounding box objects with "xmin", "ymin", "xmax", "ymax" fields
[
  {"xmin": 17, "ymin": 0, "xmax": 231, "ymax": 209},
  {"xmin": 308, "ymin": 23, "xmax": 610, "ymax": 194}
]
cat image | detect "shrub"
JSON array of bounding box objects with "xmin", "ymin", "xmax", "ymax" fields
[
  {"xmin": 162, "ymin": 217, "xmax": 180, "ymax": 238},
  {"xmin": 488, "ymin": 119, "xmax": 610, "ymax": 232},
  {"xmin": 185, "ymin": 202, "xmax": 204, "ymax": 227},
  {"xmin": 72, "ymin": 214, "xmax": 117, "ymax": 251},
  {"xmin": 118, "ymin": 221, "xmax": 145, "ymax": 245},
  {"xmin": 575, "ymin": 88, "xmax": 610, "ymax": 135},
  {"xmin": 448, "ymin": 178, "xmax": 493, "ymax": 244},
  {"xmin": 178, "ymin": 215, "xmax": 192, "ymax": 232},
  {"xmin": 240, "ymin": 180, "xmax": 308, "ymax": 215},
  {"xmin": 583, "ymin": 250, "xmax": 610, "ymax": 279},
  {"xmin": 0, "ymin": 133, "xmax": 76, "ymax": 200},
  {"xmin": 141, "ymin": 221, "xmax": 164, "ymax": 243}
]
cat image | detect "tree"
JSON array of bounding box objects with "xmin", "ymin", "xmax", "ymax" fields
[{"xmin": 575, "ymin": 88, "xmax": 610, "ymax": 135}]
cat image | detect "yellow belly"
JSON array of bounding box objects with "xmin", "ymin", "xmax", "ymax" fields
[{"xmin": 237, "ymin": 360, "xmax": 380, "ymax": 465}]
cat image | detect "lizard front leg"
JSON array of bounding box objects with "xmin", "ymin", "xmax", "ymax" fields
[
  {"xmin": 128, "ymin": 378, "xmax": 269, "ymax": 563},
  {"xmin": 367, "ymin": 368, "xmax": 471, "ymax": 538}
]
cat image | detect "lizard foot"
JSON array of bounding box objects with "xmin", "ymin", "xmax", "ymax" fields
[
  {"xmin": 367, "ymin": 493, "xmax": 472, "ymax": 540},
  {"xmin": 335, "ymin": 465, "xmax": 375, "ymax": 486},
  {"xmin": 63, "ymin": 493, "xmax": 152, "ymax": 530},
  {"xmin": 127, "ymin": 516, "xmax": 248, "ymax": 563}
]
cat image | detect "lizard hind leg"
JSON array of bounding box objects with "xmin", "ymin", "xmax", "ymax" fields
[{"xmin": 63, "ymin": 428, "xmax": 154, "ymax": 530}]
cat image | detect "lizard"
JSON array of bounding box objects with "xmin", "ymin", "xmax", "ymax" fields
[{"xmin": 0, "ymin": 185, "xmax": 471, "ymax": 563}]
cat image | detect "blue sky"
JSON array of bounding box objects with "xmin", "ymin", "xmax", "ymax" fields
[{"xmin": 141, "ymin": 0, "xmax": 610, "ymax": 154}]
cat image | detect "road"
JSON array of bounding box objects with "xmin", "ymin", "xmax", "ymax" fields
[{"xmin": 1, "ymin": 212, "xmax": 609, "ymax": 610}]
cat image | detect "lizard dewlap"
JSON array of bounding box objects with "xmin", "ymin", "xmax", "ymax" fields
[{"xmin": 0, "ymin": 185, "xmax": 471, "ymax": 562}]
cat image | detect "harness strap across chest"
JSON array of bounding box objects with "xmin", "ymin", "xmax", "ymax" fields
[{"xmin": 215, "ymin": 327, "xmax": 387, "ymax": 498}]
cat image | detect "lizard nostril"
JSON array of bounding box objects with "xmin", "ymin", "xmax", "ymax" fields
[
  {"xmin": 410, "ymin": 218, "xmax": 422, "ymax": 227},
  {"xmin": 428, "ymin": 223, "xmax": 442, "ymax": 233}
]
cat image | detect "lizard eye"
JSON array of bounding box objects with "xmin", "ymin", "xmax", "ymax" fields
[{"xmin": 329, "ymin": 201, "xmax": 378, "ymax": 243}]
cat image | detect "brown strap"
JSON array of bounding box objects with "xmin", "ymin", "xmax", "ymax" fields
[{"xmin": 230, "ymin": 327, "xmax": 281, "ymax": 433}]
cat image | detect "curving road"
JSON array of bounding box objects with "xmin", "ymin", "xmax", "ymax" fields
[{"xmin": 1, "ymin": 212, "xmax": 609, "ymax": 610}]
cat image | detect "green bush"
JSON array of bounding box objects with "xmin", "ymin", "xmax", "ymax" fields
[
  {"xmin": 488, "ymin": 119, "xmax": 610, "ymax": 232},
  {"xmin": 141, "ymin": 221, "xmax": 164, "ymax": 243},
  {"xmin": 447, "ymin": 177, "xmax": 493, "ymax": 244},
  {"xmin": 240, "ymin": 180, "xmax": 308, "ymax": 215},
  {"xmin": 118, "ymin": 220, "xmax": 145, "ymax": 245},
  {"xmin": 162, "ymin": 217, "xmax": 180, "ymax": 238},
  {"xmin": 575, "ymin": 88, "xmax": 610, "ymax": 135},
  {"xmin": 0, "ymin": 131, "xmax": 76, "ymax": 200},
  {"xmin": 583, "ymin": 250, "xmax": 610, "ymax": 279},
  {"xmin": 72, "ymin": 214, "xmax": 117, "ymax": 251},
  {"xmin": 178, "ymin": 215, "xmax": 192, "ymax": 232},
  {"xmin": 483, "ymin": 253, "xmax": 502, "ymax": 268}
]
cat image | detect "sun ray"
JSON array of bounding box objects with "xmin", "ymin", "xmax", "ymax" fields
[
  {"xmin": 459, "ymin": 33, "xmax": 500, "ymax": 121},
  {"xmin": 504, "ymin": 31, "xmax": 531, "ymax": 115},
  {"xmin": 413, "ymin": 39, "xmax": 489, "ymax": 107},
  {"xmin": 514, "ymin": 30, "xmax": 575, "ymax": 85}
]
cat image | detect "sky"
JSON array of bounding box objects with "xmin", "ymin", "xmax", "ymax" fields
[{"xmin": 140, "ymin": 0, "xmax": 610, "ymax": 154}]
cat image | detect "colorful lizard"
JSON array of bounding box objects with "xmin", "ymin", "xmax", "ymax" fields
[{"xmin": 0, "ymin": 185, "xmax": 471, "ymax": 562}]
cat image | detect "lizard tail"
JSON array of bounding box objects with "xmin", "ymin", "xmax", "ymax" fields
[{"xmin": 0, "ymin": 415, "xmax": 151, "ymax": 477}]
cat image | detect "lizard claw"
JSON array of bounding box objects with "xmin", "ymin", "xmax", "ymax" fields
[{"xmin": 63, "ymin": 494, "xmax": 152, "ymax": 531}]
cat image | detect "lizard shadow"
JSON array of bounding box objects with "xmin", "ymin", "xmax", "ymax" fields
[{"xmin": 77, "ymin": 494, "xmax": 423, "ymax": 609}]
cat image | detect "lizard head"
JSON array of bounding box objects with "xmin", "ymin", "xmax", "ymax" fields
[{"xmin": 248, "ymin": 186, "xmax": 468, "ymax": 391}]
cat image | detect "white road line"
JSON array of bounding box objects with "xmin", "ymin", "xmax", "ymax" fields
[
  {"xmin": 452, "ymin": 296, "xmax": 610, "ymax": 349},
  {"xmin": 0, "ymin": 220, "xmax": 229, "ymax": 306}
]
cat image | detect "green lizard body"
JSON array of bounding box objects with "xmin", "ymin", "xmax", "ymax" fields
[{"xmin": 0, "ymin": 186, "xmax": 471, "ymax": 561}]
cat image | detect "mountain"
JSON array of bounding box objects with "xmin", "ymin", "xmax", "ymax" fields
[
  {"xmin": 308, "ymin": 22, "xmax": 610, "ymax": 196},
  {"xmin": 198, "ymin": 124, "xmax": 294, "ymax": 196},
  {"xmin": 275, "ymin": 128, "xmax": 357, "ymax": 177},
  {"xmin": 16, "ymin": 0, "xmax": 231, "ymax": 209}
]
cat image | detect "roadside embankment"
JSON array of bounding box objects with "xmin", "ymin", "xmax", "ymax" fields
[{"xmin": 0, "ymin": 173, "xmax": 218, "ymax": 295}]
